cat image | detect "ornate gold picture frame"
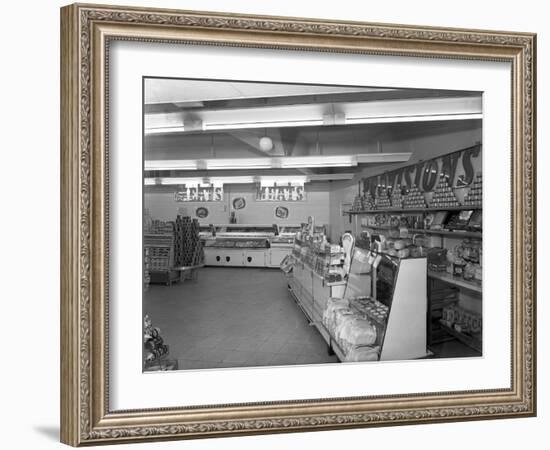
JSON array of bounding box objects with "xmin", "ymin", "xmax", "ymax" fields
[{"xmin": 60, "ymin": 3, "xmax": 536, "ymax": 446}]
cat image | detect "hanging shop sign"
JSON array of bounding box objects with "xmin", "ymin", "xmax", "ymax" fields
[
  {"xmin": 174, "ymin": 184, "xmax": 223, "ymax": 202},
  {"xmin": 256, "ymin": 184, "xmax": 306, "ymax": 201},
  {"xmin": 361, "ymin": 145, "xmax": 481, "ymax": 197}
]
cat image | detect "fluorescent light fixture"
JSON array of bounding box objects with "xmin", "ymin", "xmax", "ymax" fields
[
  {"xmin": 145, "ymin": 176, "xmax": 257, "ymax": 186},
  {"xmin": 204, "ymin": 158, "xmax": 274, "ymax": 170},
  {"xmin": 145, "ymin": 126, "xmax": 186, "ymax": 135},
  {"xmin": 144, "ymin": 173, "xmax": 359, "ymax": 186},
  {"xmin": 280, "ymin": 155, "xmax": 356, "ymax": 168},
  {"xmin": 345, "ymin": 113, "xmax": 483, "ymax": 125},
  {"xmin": 144, "ymin": 96, "xmax": 482, "ymax": 134},
  {"xmin": 145, "ymin": 153, "xmax": 411, "ymax": 171},
  {"xmin": 145, "ymin": 160, "xmax": 198, "ymax": 171},
  {"xmin": 203, "ymin": 119, "xmax": 323, "ymax": 131},
  {"xmin": 260, "ymin": 176, "xmax": 307, "ymax": 187}
]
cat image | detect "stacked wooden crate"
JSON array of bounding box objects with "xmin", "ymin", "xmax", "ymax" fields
[{"xmin": 144, "ymin": 226, "xmax": 179, "ymax": 285}]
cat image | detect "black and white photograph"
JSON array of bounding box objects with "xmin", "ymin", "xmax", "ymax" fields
[{"xmin": 142, "ymin": 77, "xmax": 483, "ymax": 372}]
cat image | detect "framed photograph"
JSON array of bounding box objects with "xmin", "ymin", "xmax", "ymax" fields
[{"xmin": 60, "ymin": 3, "xmax": 536, "ymax": 446}]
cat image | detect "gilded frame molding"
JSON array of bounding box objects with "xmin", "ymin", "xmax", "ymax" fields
[{"xmin": 60, "ymin": 3, "xmax": 536, "ymax": 446}]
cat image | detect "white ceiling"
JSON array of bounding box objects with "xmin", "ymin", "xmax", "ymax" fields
[{"xmin": 144, "ymin": 78, "xmax": 390, "ymax": 105}]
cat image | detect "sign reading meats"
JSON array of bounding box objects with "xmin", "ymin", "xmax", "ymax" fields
[
  {"xmin": 174, "ymin": 185, "xmax": 223, "ymax": 202},
  {"xmin": 256, "ymin": 185, "xmax": 306, "ymax": 201},
  {"xmin": 362, "ymin": 144, "xmax": 481, "ymax": 197}
]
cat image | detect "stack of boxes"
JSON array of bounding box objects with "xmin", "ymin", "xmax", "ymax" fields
[
  {"xmin": 463, "ymin": 173, "xmax": 483, "ymax": 207},
  {"xmin": 430, "ymin": 175, "xmax": 460, "ymax": 208}
]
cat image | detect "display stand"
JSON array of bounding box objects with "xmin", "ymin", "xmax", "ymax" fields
[
  {"xmin": 287, "ymin": 256, "xmax": 346, "ymax": 325},
  {"xmin": 373, "ymin": 256, "xmax": 429, "ymax": 360},
  {"xmin": 287, "ymin": 244, "xmax": 430, "ymax": 361},
  {"xmin": 346, "ymin": 206, "xmax": 482, "ymax": 355}
]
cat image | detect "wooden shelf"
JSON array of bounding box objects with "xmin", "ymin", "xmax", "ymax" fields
[
  {"xmin": 360, "ymin": 225, "xmax": 482, "ymax": 239},
  {"xmin": 422, "ymin": 229, "xmax": 482, "ymax": 239},
  {"xmin": 439, "ymin": 321, "xmax": 482, "ymax": 353},
  {"xmin": 346, "ymin": 206, "xmax": 481, "ymax": 214},
  {"xmin": 428, "ymin": 270, "xmax": 482, "ymax": 294}
]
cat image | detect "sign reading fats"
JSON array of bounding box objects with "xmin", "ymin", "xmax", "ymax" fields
[
  {"xmin": 174, "ymin": 183, "xmax": 223, "ymax": 202},
  {"xmin": 361, "ymin": 144, "xmax": 481, "ymax": 197},
  {"xmin": 256, "ymin": 183, "xmax": 306, "ymax": 202}
]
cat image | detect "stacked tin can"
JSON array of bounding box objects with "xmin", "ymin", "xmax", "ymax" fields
[
  {"xmin": 361, "ymin": 191, "xmax": 375, "ymax": 210},
  {"xmin": 351, "ymin": 195, "xmax": 362, "ymax": 212},
  {"xmin": 430, "ymin": 175, "xmax": 460, "ymax": 208},
  {"xmin": 403, "ymin": 185, "xmax": 426, "ymax": 209},
  {"xmin": 374, "ymin": 188, "xmax": 391, "ymax": 209},
  {"xmin": 463, "ymin": 172, "xmax": 483, "ymax": 207},
  {"xmin": 390, "ymin": 185, "xmax": 404, "ymax": 209}
]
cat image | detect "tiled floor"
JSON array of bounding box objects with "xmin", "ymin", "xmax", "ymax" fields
[{"xmin": 144, "ymin": 267, "xmax": 339, "ymax": 370}]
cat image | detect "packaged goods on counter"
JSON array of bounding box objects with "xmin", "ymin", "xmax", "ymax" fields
[
  {"xmin": 427, "ymin": 247, "xmax": 448, "ymax": 272},
  {"xmin": 322, "ymin": 298, "xmax": 351, "ymax": 332},
  {"xmin": 441, "ymin": 305, "xmax": 482, "ymax": 334},
  {"xmin": 323, "ymin": 297, "xmax": 380, "ymax": 361},
  {"xmin": 345, "ymin": 345, "xmax": 380, "ymax": 362},
  {"xmin": 350, "ymin": 296, "xmax": 389, "ymax": 323},
  {"xmin": 335, "ymin": 316, "xmax": 377, "ymax": 355},
  {"xmin": 325, "ymin": 271, "xmax": 344, "ymax": 283}
]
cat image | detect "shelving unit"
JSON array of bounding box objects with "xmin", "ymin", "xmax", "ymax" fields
[
  {"xmin": 422, "ymin": 229, "xmax": 482, "ymax": 239},
  {"xmin": 428, "ymin": 270, "xmax": 482, "ymax": 294},
  {"xmin": 348, "ymin": 205, "xmax": 482, "ymax": 354},
  {"xmin": 361, "ymin": 224, "xmax": 482, "ymax": 240},
  {"xmin": 346, "ymin": 206, "xmax": 482, "ymax": 215},
  {"xmin": 439, "ymin": 321, "xmax": 482, "ymax": 353}
]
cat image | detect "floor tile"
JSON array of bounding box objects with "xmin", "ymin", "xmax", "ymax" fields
[
  {"xmin": 144, "ymin": 267, "xmax": 339, "ymax": 370},
  {"xmin": 222, "ymin": 350, "xmax": 252, "ymax": 364}
]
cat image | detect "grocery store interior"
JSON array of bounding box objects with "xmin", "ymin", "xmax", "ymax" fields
[{"xmin": 142, "ymin": 77, "xmax": 483, "ymax": 372}]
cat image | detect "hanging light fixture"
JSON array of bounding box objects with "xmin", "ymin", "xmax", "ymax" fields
[
  {"xmin": 259, "ymin": 128, "xmax": 273, "ymax": 152},
  {"xmin": 259, "ymin": 136, "xmax": 273, "ymax": 152}
]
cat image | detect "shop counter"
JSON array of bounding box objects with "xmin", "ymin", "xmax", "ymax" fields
[
  {"xmin": 288, "ymin": 251, "xmax": 430, "ymax": 362},
  {"xmin": 287, "ymin": 256, "xmax": 346, "ymax": 325},
  {"xmin": 204, "ymin": 246, "xmax": 293, "ymax": 268}
]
